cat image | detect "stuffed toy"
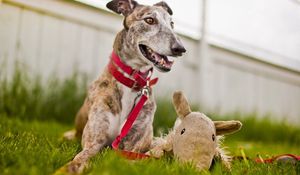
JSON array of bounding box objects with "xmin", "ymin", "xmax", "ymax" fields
[{"xmin": 148, "ymin": 91, "xmax": 242, "ymax": 170}]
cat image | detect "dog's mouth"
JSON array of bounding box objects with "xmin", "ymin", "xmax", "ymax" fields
[{"xmin": 139, "ymin": 44, "xmax": 174, "ymax": 72}]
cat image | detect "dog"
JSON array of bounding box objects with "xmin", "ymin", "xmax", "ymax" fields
[{"xmin": 63, "ymin": 0, "xmax": 186, "ymax": 173}]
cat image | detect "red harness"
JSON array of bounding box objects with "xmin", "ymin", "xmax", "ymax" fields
[
  {"xmin": 108, "ymin": 52, "xmax": 158, "ymax": 91},
  {"xmin": 255, "ymin": 154, "xmax": 300, "ymax": 163},
  {"xmin": 108, "ymin": 51, "xmax": 158, "ymax": 159}
]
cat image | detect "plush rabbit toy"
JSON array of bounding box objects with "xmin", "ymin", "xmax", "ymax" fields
[{"xmin": 148, "ymin": 91, "xmax": 242, "ymax": 170}]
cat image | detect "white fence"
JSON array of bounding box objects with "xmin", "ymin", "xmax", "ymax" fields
[{"xmin": 1, "ymin": 0, "xmax": 300, "ymax": 124}]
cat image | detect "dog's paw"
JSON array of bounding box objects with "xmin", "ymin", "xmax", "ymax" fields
[
  {"xmin": 52, "ymin": 163, "xmax": 72, "ymax": 175},
  {"xmin": 67, "ymin": 161, "xmax": 86, "ymax": 174},
  {"xmin": 53, "ymin": 161, "xmax": 86, "ymax": 175},
  {"xmin": 147, "ymin": 148, "xmax": 164, "ymax": 158}
]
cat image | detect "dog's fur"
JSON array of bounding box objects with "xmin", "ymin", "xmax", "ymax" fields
[{"xmin": 63, "ymin": 0, "xmax": 186, "ymax": 173}]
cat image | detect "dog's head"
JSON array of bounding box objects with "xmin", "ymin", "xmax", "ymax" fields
[{"xmin": 107, "ymin": 0, "xmax": 186, "ymax": 72}]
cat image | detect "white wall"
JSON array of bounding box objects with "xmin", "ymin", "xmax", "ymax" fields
[
  {"xmin": 205, "ymin": 46, "xmax": 300, "ymax": 123},
  {"xmin": 1, "ymin": 0, "xmax": 300, "ymax": 124}
]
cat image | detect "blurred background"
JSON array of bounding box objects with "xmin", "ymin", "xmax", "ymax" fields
[
  {"xmin": 1, "ymin": 0, "xmax": 300, "ymax": 124},
  {"xmin": 1, "ymin": 0, "xmax": 300, "ymax": 174}
]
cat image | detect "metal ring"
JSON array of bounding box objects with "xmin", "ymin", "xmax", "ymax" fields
[{"xmin": 142, "ymin": 87, "xmax": 150, "ymax": 96}]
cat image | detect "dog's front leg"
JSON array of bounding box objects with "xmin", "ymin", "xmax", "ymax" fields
[
  {"xmin": 67, "ymin": 107, "xmax": 111, "ymax": 174},
  {"xmin": 147, "ymin": 130, "xmax": 175, "ymax": 158},
  {"xmin": 119, "ymin": 101, "xmax": 156, "ymax": 153}
]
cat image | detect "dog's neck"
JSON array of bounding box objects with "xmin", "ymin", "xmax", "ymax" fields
[{"xmin": 113, "ymin": 29, "xmax": 152, "ymax": 72}]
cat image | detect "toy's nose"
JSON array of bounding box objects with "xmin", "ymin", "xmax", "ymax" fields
[{"xmin": 171, "ymin": 42, "xmax": 186, "ymax": 56}]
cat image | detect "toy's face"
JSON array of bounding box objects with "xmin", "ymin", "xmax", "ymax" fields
[
  {"xmin": 173, "ymin": 112, "xmax": 217, "ymax": 170},
  {"xmin": 171, "ymin": 90, "xmax": 242, "ymax": 171}
]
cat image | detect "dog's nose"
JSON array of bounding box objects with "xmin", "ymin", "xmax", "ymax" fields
[{"xmin": 171, "ymin": 42, "xmax": 186, "ymax": 55}]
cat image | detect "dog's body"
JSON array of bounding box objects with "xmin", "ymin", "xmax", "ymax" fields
[{"xmin": 63, "ymin": 0, "xmax": 185, "ymax": 173}]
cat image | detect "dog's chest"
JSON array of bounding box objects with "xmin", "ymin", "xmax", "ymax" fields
[
  {"xmin": 107, "ymin": 84, "xmax": 143, "ymax": 141},
  {"xmin": 119, "ymin": 84, "xmax": 141, "ymax": 126}
]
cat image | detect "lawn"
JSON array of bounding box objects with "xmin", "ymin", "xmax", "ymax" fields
[
  {"xmin": 1, "ymin": 115, "xmax": 299, "ymax": 175},
  {"xmin": 0, "ymin": 68, "xmax": 299, "ymax": 175}
]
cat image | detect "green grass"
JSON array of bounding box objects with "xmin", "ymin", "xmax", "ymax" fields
[
  {"xmin": 1, "ymin": 115, "xmax": 299, "ymax": 175},
  {"xmin": 0, "ymin": 64, "xmax": 87, "ymax": 123},
  {"xmin": 0, "ymin": 67, "xmax": 300, "ymax": 174}
]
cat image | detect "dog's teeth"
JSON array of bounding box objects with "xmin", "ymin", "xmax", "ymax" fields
[
  {"xmin": 147, "ymin": 47, "xmax": 152, "ymax": 53},
  {"xmin": 160, "ymin": 59, "xmax": 165, "ymax": 65},
  {"xmin": 168, "ymin": 57, "xmax": 174, "ymax": 62}
]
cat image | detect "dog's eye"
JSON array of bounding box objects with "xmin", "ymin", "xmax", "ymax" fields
[
  {"xmin": 212, "ymin": 134, "xmax": 215, "ymax": 141},
  {"xmin": 170, "ymin": 21, "xmax": 174, "ymax": 28},
  {"xmin": 144, "ymin": 17, "xmax": 155, "ymax": 25},
  {"xmin": 181, "ymin": 128, "xmax": 185, "ymax": 135}
]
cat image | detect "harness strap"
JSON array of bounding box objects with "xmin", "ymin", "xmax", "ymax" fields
[
  {"xmin": 111, "ymin": 52, "xmax": 134, "ymax": 75},
  {"xmin": 108, "ymin": 52, "xmax": 156, "ymax": 159},
  {"xmin": 255, "ymin": 154, "xmax": 300, "ymax": 163},
  {"xmin": 112, "ymin": 93, "xmax": 150, "ymax": 159},
  {"xmin": 108, "ymin": 61, "xmax": 136, "ymax": 88},
  {"xmin": 108, "ymin": 53, "xmax": 158, "ymax": 91}
]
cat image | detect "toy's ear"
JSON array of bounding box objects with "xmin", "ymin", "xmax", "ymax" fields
[
  {"xmin": 106, "ymin": 0, "xmax": 138, "ymax": 16},
  {"xmin": 214, "ymin": 121, "xmax": 242, "ymax": 135},
  {"xmin": 173, "ymin": 91, "xmax": 192, "ymax": 118}
]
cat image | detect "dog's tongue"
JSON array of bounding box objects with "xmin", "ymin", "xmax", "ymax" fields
[{"xmin": 152, "ymin": 53, "xmax": 161, "ymax": 63}]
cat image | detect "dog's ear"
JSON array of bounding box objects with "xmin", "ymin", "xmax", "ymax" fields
[
  {"xmin": 173, "ymin": 91, "xmax": 191, "ymax": 118},
  {"xmin": 154, "ymin": 1, "xmax": 173, "ymax": 15},
  {"xmin": 106, "ymin": 0, "xmax": 138, "ymax": 16},
  {"xmin": 214, "ymin": 121, "xmax": 242, "ymax": 135}
]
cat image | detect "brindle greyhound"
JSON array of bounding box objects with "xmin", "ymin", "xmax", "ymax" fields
[{"xmin": 63, "ymin": 0, "xmax": 186, "ymax": 173}]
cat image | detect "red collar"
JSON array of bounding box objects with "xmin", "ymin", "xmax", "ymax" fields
[{"xmin": 108, "ymin": 52, "xmax": 158, "ymax": 91}]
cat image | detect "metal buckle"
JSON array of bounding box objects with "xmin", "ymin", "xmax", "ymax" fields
[{"xmin": 141, "ymin": 86, "xmax": 150, "ymax": 97}]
